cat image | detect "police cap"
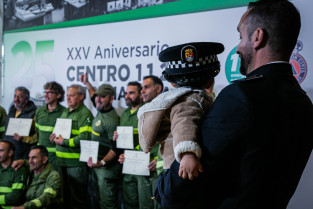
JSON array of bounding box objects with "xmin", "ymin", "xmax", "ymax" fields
[{"xmin": 159, "ymin": 42, "xmax": 224, "ymax": 86}]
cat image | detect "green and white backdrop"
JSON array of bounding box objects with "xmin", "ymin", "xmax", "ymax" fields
[{"xmin": 1, "ymin": 1, "xmax": 313, "ymax": 207}]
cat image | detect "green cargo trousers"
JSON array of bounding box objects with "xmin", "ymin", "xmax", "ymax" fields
[
  {"xmin": 61, "ymin": 166, "xmax": 89, "ymax": 209},
  {"xmin": 94, "ymin": 164, "xmax": 122, "ymax": 209}
]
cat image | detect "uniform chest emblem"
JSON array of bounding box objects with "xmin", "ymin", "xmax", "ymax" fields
[{"xmin": 95, "ymin": 120, "xmax": 101, "ymax": 126}]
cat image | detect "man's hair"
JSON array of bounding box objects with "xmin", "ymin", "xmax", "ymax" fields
[
  {"xmin": 30, "ymin": 145, "xmax": 49, "ymax": 158},
  {"xmin": 69, "ymin": 84, "xmax": 86, "ymax": 100},
  {"xmin": 143, "ymin": 75, "xmax": 164, "ymax": 92},
  {"xmin": 245, "ymin": 0, "xmax": 300, "ymax": 57},
  {"xmin": 44, "ymin": 81, "xmax": 65, "ymax": 102},
  {"xmin": 127, "ymin": 81, "xmax": 142, "ymax": 94},
  {"xmin": 15, "ymin": 86, "xmax": 30, "ymax": 100},
  {"xmin": 0, "ymin": 140, "xmax": 15, "ymax": 152}
]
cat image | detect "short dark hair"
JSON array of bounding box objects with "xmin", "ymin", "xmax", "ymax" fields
[
  {"xmin": 15, "ymin": 86, "xmax": 30, "ymax": 100},
  {"xmin": 143, "ymin": 75, "xmax": 164, "ymax": 92},
  {"xmin": 0, "ymin": 140, "xmax": 15, "ymax": 152},
  {"xmin": 30, "ymin": 145, "xmax": 48, "ymax": 158},
  {"xmin": 127, "ymin": 81, "xmax": 142, "ymax": 94},
  {"xmin": 44, "ymin": 81, "xmax": 65, "ymax": 102},
  {"xmin": 245, "ymin": 0, "xmax": 300, "ymax": 56}
]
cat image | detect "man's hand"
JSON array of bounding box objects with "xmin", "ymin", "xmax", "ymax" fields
[
  {"xmin": 179, "ymin": 153, "xmax": 203, "ymax": 180},
  {"xmin": 54, "ymin": 135, "xmax": 65, "ymax": 146},
  {"xmin": 113, "ymin": 131, "xmax": 118, "ymax": 141},
  {"xmin": 49, "ymin": 133, "xmax": 56, "ymax": 143},
  {"xmin": 11, "ymin": 159, "xmax": 25, "ymax": 171},
  {"xmin": 80, "ymin": 73, "xmax": 89, "ymax": 85},
  {"xmin": 87, "ymin": 157, "xmax": 102, "ymax": 168},
  {"xmin": 13, "ymin": 133, "xmax": 23, "ymax": 141},
  {"xmin": 148, "ymin": 159, "xmax": 157, "ymax": 172},
  {"xmin": 118, "ymin": 153, "xmax": 125, "ymax": 164}
]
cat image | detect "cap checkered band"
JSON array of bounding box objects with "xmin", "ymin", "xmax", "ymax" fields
[{"xmin": 166, "ymin": 55, "xmax": 218, "ymax": 69}]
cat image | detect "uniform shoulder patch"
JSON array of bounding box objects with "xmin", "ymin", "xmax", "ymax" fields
[
  {"xmin": 232, "ymin": 75, "xmax": 264, "ymax": 83},
  {"xmin": 95, "ymin": 120, "xmax": 101, "ymax": 126}
]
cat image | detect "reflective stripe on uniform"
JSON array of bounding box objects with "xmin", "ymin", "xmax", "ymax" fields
[
  {"xmin": 12, "ymin": 183, "xmax": 24, "ymax": 190},
  {"xmin": 0, "ymin": 187, "xmax": 12, "ymax": 193},
  {"xmin": 0, "ymin": 194, "xmax": 5, "ymax": 204},
  {"xmin": 56, "ymin": 151, "xmax": 80, "ymax": 159},
  {"xmin": 44, "ymin": 188, "xmax": 57, "ymax": 197},
  {"xmin": 35, "ymin": 123, "xmax": 54, "ymax": 132},
  {"xmin": 30, "ymin": 199, "xmax": 42, "ymax": 207},
  {"xmin": 71, "ymin": 126, "xmax": 92, "ymax": 135},
  {"xmin": 46, "ymin": 147, "xmax": 56, "ymax": 153},
  {"xmin": 92, "ymin": 130, "xmax": 100, "ymax": 136},
  {"xmin": 156, "ymin": 160, "xmax": 164, "ymax": 169},
  {"xmin": 69, "ymin": 138, "xmax": 76, "ymax": 147},
  {"xmin": 133, "ymin": 128, "xmax": 138, "ymax": 134}
]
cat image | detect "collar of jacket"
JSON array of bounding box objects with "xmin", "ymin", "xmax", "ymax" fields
[{"xmin": 137, "ymin": 87, "xmax": 197, "ymax": 118}]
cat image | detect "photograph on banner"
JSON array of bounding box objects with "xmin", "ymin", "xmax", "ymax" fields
[{"xmin": 3, "ymin": 0, "xmax": 180, "ymax": 31}]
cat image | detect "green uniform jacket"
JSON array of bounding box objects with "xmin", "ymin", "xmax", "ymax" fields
[
  {"xmin": 35, "ymin": 104, "xmax": 66, "ymax": 152},
  {"xmin": 0, "ymin": 162, "xmax": 29, "ymax": 208},
  {"xmin": 0, "ymin": 106, "xmax": 6, "ymax": 139},
  {"xmin": 92, "ymin": 108, "xmax": 120, "ymax": 162},
  {"xmin": 24, "ymin": 163, "xmax": 62, "ymax": 209},
  {"xmin": 120, "ymin": 107, "xmax": 158, "ymax": 160},
  {"xmin": 56, "ymin": 103, "xmax": 94, "ymax": 167}
]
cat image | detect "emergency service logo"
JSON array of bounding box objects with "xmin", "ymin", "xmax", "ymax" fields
[
  {"xmin": 181, "ymin": 45, "xmax": 197, "ymax": 63},
  {"xmin": 290, "ymin": 40, "xmax": 307, "ymax": 84}
]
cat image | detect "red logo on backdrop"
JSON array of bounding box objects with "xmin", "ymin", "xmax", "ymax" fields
[{"xmin": 290, "ymin": 40, "xmax": 307, "ymax": 84}]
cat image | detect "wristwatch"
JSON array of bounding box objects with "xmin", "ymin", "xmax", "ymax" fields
[{"xmin": 100, "ymin": 160, "xmax": 106, "ymax": 166}]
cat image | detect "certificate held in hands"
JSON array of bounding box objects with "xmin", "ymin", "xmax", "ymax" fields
[
  {"xmin": 53, "ymin": 118, "xmax": 72, "ymax": 139},
  {"xmin": 5, "ymin": 118, "xmax": 33, "ymax": 136},
  {"xmin": 79, "ymin": 140, "xmax": 99, "ymax": 164},
  {"xmin": 122, "ymin": 150, "xmax": 150, "ymax": 176},
  {"xmin": 116, "ymin": 126, "xmax": 134, "ymax": 149}
]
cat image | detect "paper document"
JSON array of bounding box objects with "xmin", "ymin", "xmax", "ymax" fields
[
  {"xmin": 116, "ymin": 126, "xmax": 134, "ymax": 149},
  {"xmin": 122, "ymin": 150, "xmax": 150, "ymax": 176},
  {"xmin": 5, "ymin": 118, "xmax": 33, "ymax": 136},
  {"xmin": 79, "ymin": 140, "xmax": 99, "ymax": 164},
  {"xmin": 53, "ymin": 118, "xmax": 72, "ymax": 139}
]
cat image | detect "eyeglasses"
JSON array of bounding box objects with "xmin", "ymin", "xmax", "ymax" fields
[{"xmin": 44, "ymin": 91, "xmax": 56, "ymax": 95}]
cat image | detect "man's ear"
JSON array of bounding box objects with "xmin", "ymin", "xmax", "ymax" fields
[
  {"xmin": 156, "ymin": 84, "xmax": 163, "ymax": 94},
  {"xmin": 253, "ymin": 28, "xmax": 265, "ymax": 50},
  {"xmin": 43, "ymin": 156, "xmax": 48, "ymax": 164}
]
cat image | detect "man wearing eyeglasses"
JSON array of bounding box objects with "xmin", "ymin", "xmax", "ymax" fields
[{"xmin": 35, "ymin": 81, "xmax": 66, "ymax": 170}]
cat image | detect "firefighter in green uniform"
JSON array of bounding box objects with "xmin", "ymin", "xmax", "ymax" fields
[
  {"xmin": 86, "ymin": 84, "xmax": 121, "ymax": 209},
  {"xmin": 35, "ymin": 82, "xmax": 66, "ymax": 170},
  {"xmin": 50, "ymin": 84, "xmax": 93, "ymax": 209},
  {"xmin": 114, "ymin": 81, "xmax": 143, "ymax": 209},
  {"xmin": 115, "ymin": 77, "xmax": 163, "ymax": 209},
  {"xmin": 12, "ymin": 145, "xmax": 62, "ymax": 209},
  {"xmin": 0, "ymin": 140, "xmax": 29, "ymax": 209},
  {"xmin": 138, "ymin": 76, "xmax": 163, "ymax": 209},
  {"xmin": 0, "ymin": 106, "xmax": 6, "ymax": 139}
]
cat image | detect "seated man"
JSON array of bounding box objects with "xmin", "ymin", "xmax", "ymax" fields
[
  {"xmin": 12, "ymin": 145, "xmax": 62, "ymax": 209},
  {"xmin": 0, "ymin": 140, "xmax": 29, "ymax": 208}
]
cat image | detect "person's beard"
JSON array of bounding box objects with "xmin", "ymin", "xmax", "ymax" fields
[
  {"xmin": 239, "ymin": 45, "xmax": 253, "ymax": 76},
  {"xmin": 126, "ymin": 96, "xmax": 141, "ymax": 107}
]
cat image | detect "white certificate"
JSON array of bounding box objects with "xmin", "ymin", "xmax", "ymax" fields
[
  {"xmin": 79, "ymin": 140, "xmax": 99, "ymax": 164},
  {"xmin": 122, "ymin": 150, "xmax": 150, "ymax": 176},
  {"xmin": 116, "ymin": 126, "xmax": 134, "ymax": 149},
  {"xmin": 53, "ymin": 118, "xmax": 72, "ymax": 139},
  {"xmin": 5, "ymin": 118, "xmax": 32, "ymax": 136}
]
